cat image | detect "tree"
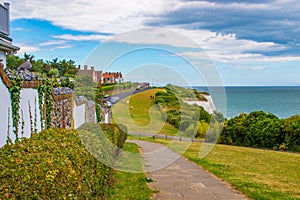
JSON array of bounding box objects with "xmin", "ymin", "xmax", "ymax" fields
[{"xmin": 48, "ymin": 68, "xmax": 59, "ymax": 78}]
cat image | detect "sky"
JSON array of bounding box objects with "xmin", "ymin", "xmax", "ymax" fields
[{"xmin": 5, "ymin": 0, "xmax": 300, "ymax": 86}]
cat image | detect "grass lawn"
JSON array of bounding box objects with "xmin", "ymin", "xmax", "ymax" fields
[
  {"xmin": 112, "ymin": 89, "xmax": 180, "ymax": 135},
  {"xmin": 108, "ymin": 142, "xmax": 154, "ymax": 200},
  {"xmin": 133, "ymin": 136, "xmax": 300, "ymax": 200}
]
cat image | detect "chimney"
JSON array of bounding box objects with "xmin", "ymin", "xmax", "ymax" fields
[
  {"xmin": 91, "ymin": 66, "xmax": 94, "ymax": 71},
  {"xmin": 84, "ymin": 65, "xmax": 88, "ymax": 70}
]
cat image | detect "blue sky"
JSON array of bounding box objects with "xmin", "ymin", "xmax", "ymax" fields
[{"xmin": 6, "ymin": 0, "xmax": 300, "ymax": 86}]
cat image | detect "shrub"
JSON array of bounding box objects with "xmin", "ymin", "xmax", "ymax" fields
[{"xmin": 0, "ymin": 124, "xmax": 128, "ymax": 199}]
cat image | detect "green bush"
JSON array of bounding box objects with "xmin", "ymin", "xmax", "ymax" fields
[
  {"xmin": 0, "ymin": 125, "xmax": 128, "ymax": 199},
  {"xmin": 283, "ymin": 115, "xmax": 300, "ymax": 151},
  {"xmin": 218, "ymin": 111, "xmax": 292, "ymax": 150}
]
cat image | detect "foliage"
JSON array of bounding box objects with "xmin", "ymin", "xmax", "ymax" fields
[
  {"xmin": 219, "ymin": 111, "xmax": 294, "ymax": 150},
  {"xmin": 0, "ymin": 125, "xmax": 128, "ymax": 199},
  {"xmin": 45, "ymin": 79, "xmax": 53, "ymax": 129},
  {"xmin": 282, "ymin": 115, "xmax": 300, "ymax": 151},
  {"xmin": 155, "ymin": 85, "xmax": 213, "ymax": 138},
  {"xmin": 48, "ymin": 68, "xmax": 59, "ymax": 77},
  {"xmin": 8, "ymin": 75, "xmax": 23, "ymax": 142},
  {"xmin": 6, "ymin": 107, "xmax": 12, "ymax": 145},
  {"xmin": 74, "ymin": 74, "xmax": 96, "ymax": 100},
  {"xmin": 6, "ymin": 54, "xmax": 78, "ymax": 78}
]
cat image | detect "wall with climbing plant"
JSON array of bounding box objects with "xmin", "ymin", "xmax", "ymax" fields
[
  {"xmin": 0, "ymin": 77, "xmax": 13, "ymax": 147},
  {"xmin": 0, "ymin": 65, "xmax": 97, "ymax": 148},
  {"xmin": 0, "ymin": 79, "xmax": 42, "ymax": 147}
]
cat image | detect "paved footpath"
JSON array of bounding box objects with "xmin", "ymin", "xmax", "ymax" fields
[{"xmin": 130, "ymin": 140, "xmax": 249, "ymax": 200}]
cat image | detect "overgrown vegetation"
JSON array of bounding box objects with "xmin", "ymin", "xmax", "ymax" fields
[
  {"xmin": 219, "ymin": 111, "xmax": 300, "ymax": 152},
  {"xmin": 155, "ymin": 84, "xmax": 224, "ymax": 138},
  {"xmin": 0, "ymin": 124, "xmax": 127, "ymax": 199}
]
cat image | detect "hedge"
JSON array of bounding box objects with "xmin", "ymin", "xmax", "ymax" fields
[{"xmin": 0, "ymin": 124, "xmax": 127, "ymax": 199}]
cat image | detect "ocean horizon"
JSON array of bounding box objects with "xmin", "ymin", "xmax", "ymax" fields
[{"xmin": 192, "ymin": 86, "xmax": 300, "ymax": 119}]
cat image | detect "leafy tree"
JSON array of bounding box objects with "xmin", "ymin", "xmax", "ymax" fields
[
  {"xmin": 283, "ymin": 115, "xmax": 300, "ymax": 151},
  {"xmin": 48, "ymin": 68, "xmax": 59, "ymax": 78}
]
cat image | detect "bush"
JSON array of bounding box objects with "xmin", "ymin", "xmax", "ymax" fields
[
  {"xmin": 283, "ymin": 115, "xmax": 300, "ymax": 151},
  {"xmin": 0, "ymin": 125, "xmax": 128, "ymax": 199},
  {"xmin": 219, "ymin": 111, "xmax": 288, "ymax": 150}
]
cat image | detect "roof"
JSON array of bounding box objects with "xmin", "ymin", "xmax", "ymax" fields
[
  {"xmin": 0, "ymin": 38, "xmax": 19, "ymax": 53},
  {"xmin": 103, "ymin": 72, "xmax": 122, "ymax": 79}
]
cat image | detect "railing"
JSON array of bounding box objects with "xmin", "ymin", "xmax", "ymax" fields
[{"xmin": 0, "ymin": 3, "xmax": 9, "ymax": 36}]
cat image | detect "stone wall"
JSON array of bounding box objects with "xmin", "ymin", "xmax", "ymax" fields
[{"xmin": 51, "ymin": 97, "xmax": 73, "ymax": 129}]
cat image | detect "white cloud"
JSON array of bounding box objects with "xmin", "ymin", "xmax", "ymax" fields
[
  {"xmin": 52, "ymin": 34, "xmax": 112, "ymax": 42},
  {"xmin": 9, "ymin": 0, "xmax": 300, "ymax": 64},
  {"xmin": 15, "ymin": 43, "xmax": 40, "ymax": 55},
  {"xmin": 39, "ymin": 40, "xmax": 67, "ymax": 46}
]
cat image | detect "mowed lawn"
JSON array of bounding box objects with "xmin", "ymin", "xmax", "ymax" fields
[
  {"xmin": 136, "ymin": 136, "xmax": 300, "ymax": 200},
  {"xmin": 112, "ymin": 89, "xmax": 179, "ymax": 135}
]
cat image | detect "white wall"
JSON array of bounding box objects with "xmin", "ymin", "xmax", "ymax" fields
[
  {"xmin": 73, "ymin": 102, "xmax": 86, "ymax": 129},
  {"xmin": 19, "ymin": 89, "xmax": 42, "ymax": 139},
  {"xmin": 0, "ymin": 51, "xmax": 6, "ymax": 67},
  {"xmin": 0, "ymin": 77, "xmax": 13, "ymax": 147}
]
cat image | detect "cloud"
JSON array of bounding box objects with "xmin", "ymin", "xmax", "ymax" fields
[
  {"xmin": 52, "ymin": 34, "xmax": 112, "ymax": 42},
  {"xmin": 230, "ymin": 65, "xmax": 267, "ymax": 71},
  {"xmin": 15, "ymin": 43, "xmax": 41, "ymax": 55},
  {"xmin": 9, "ymin": 0, "xmax": 300, "ymax": 65},
  {"xmin": 39, "ymin": 40, "xmax": 67, "ymax": 46}
]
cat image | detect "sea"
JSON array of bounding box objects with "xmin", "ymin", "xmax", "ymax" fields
[{"xmin": 193, "ymin": 86, "xmax": 300, "ymax": 119}]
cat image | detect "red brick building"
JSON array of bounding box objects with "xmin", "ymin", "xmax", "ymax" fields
[
  {"xmin": 78, "ymin": 65, "xmax": 102, "ymax": 83},
  {"xmin": 101, "ymin": 72, "xmax": 123, "ymax": 84},
  {"xmin": 78, "ymin": 66, "xmax": 123, "ymax": 84}
]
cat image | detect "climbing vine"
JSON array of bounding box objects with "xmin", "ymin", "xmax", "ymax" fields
[
  {"xmin": 21, "ymin": 109, "xmax": 25, "ymax": 138},
  {"xmin": 45, "ymin": 79, "xmax": 53, "ymax": 129},
  {"xmin": 8, "ymin": 76, "xmax": 22, "ymax": 142},
  {"xmin": 6, "ymin": 107, "xmax": 12, "ymax": 145},
  {"xmin": 96, "ymin": 104, "xmax": 101, "ymax": 123},
  {"xmin": 34, "ymin": 97, "xmax": 38, "ymax": 134},
  {"xmin": 37, "ymin": 82, "xmax": 45, "ymax": 129},
  {"xmin": 37, "ymin": 79, "xmax": 53, "ymax": 129}
]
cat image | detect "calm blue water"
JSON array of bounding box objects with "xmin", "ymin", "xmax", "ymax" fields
[{"xmin": 193, "ymin": 86, "xmax": 300, "ymax": 119}]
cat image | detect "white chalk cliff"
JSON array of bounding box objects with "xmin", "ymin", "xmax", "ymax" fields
[{"xmin": 184, "ymin": 94, "xmax": 216, "ymax": 114}]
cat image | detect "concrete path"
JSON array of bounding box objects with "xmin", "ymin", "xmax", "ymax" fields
[{"xmin": 130, "ymin": 140, "xmax": 249, "ymax": 200}]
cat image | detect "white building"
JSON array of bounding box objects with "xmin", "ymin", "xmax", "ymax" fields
[{"xmin": 0, "ymin": 2, "xmax": 19, "ymax": 66}]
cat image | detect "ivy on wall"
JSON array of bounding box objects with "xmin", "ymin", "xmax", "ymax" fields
[
  {"xmin": 45, "ymin": 79, "xmax": 53, "ymax": 129},
  {"xmin": 37, "ymin": 82, "xmax": 45, "ymax": 129},
  {"xmin": 8, "ymin": 76, "xmax": 22, "ymax": 142},
  {"xmin": 37, "ymin": 79, "xmax": 53, "ymax": 129}
]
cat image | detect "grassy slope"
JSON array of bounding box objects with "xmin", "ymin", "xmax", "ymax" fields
[
  {"xmin": 135, "ymin": 136, "xmax": 300, "ymax": 200},
  {"xmin": 112, "ymin": 89, "xmax": 179, "ymax": 135},
  {"xmin": 120, "ymin": 89, "xmax": 300, "ymax": 199}
]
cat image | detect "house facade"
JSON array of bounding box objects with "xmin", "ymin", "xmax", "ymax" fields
[
  {"xmin": 0, "ymin": 3, "xmax": 19, "ymax": 66},
  {"xmin": 101, "ymin": 72, "xmax": 123, "ymax": 84},
  {"xmin": 78, "ymin": 65, "xmax": 123, "ymax": 84},
  {"xmin": 78, "ymin": 65, "xmax": 103, "ymax": 83}
]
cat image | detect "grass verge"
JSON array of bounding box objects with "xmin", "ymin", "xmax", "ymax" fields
[
  {"xmin": 107, "ymin": 142, "xmax": 154, "ymax": 200},
  {"xmin": 136, "ymin": 137, "xmax": 300, "ymax": 200}
]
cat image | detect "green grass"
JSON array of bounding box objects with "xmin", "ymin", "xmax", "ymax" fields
[
  {"xmin": 108, "ymin": 142, "xmax": 154, "ymax": 200},
  {"xmin": 112, "ymin": 89, "xmax": 180, "ymax": 135},
  {"xmin": 138, "ymin": 137, "xmax": 300, "ymax": 200}
]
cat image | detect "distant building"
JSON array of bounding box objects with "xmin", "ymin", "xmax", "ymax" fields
[
  {"xmin": 0, "ymin": 3, "xmax": 19, "ymax": 66},
  {"xmin": 136, "ymin": 82, "xmax": 150, "ymax": 90},
  {"xmin": 101, "ymin": 72, "xmax": 123, "ymax": 84},
  {"xmin": 78, "ymin": 65, "xmax": 102, "ymax": 83}
]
